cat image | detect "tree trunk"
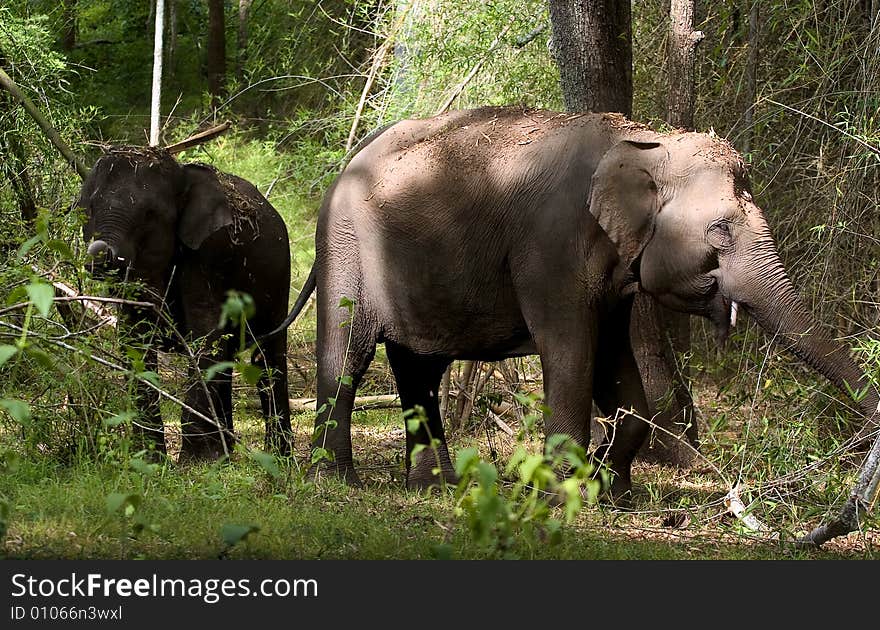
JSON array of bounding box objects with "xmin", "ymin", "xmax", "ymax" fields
[
  {"xmin": 61, "ymin": 0, "xmax": 77, "ymax": 51},
  {"xmin": 633, "ymin": 0, "xmax": 705, "ymax": 467},
  {"xmin": 667, "ymin": 0, "xmax": 703, "ymax": 130},
  {"xmin": 237, "ymin": 0, "xmax": 252, "ymax": 81},
  {"xmin": 207, "ymin": 0, "xmax": 227, "ymax": 110},
  {"xmin": 150, "ymin": 0, "xmax": 165, "ymax": 147},
  {"xmin": 548, "ymin": 0, "xmax": 632, "ymax": 115},
  {"xmin": 167, "ymin": 0, "xmax": 177, "ymax": 67}
]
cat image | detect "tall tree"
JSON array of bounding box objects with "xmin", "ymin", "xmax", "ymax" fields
[
  {"xmin": 548, "ymin": 0, "xmax": 696, "ymax": 467},
  {"xmin": 60, "ymin": 0, "xmax": 77, "ymax": 51},
  {"xmin": 207, "ymin": 0, "xmax": 227, "ymax": 109},
  {"xmin": 548, "ymin": 0, "xmax": 632, "ymax": 115},
  {"xmin": 150, "ymin": 0, "xmax": 165, "ymax": 146},
  {"xmin": 633, "ymin": 0, "xmax": 705, "ymax": 465}
]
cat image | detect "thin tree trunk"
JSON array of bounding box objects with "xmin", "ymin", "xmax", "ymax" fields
[
  {"xmin": 548, "ymin": 0, "xmax": 632, "ymax": 115},
  {"xmin": 61, "ymin": 0, "xmax": 77, "ymax": 51},
  {"xmin": 667, "ymin": 0, "xmax": 703, "ymax": 129},
  {"xmin": 167, "ymin": 0, "xmax": 177, "ymax": 67},
  {"xmin": 634, "ymin": 0, "xmax": 704, "ymax": 466},
  {"xmin": 742, "ymin": 1, "xmax": 759, "ymax": 156},
  {"xmin": 207, "ymin": 0, "xmax": 227, "ymax": 110},
  {"xmin": 150, "ymin": 0, "xmax": 165, "ymax": 147},
  {"xmin": 237, "ymin": 0, "xmax": 252, "ymax": 81}
]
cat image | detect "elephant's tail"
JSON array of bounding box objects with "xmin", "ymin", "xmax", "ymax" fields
[{"xmin": 258, "ymin": 264, "xmax": 316, "ymax": 342}]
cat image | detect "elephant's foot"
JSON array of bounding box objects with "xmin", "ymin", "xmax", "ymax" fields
[
  {"xmin": 307, "ymin": 460, "xmax": 363, "ymax": 487},
  {"xmin": 406, "ymin": 444, "xmax": 458, "ymax": 491}
]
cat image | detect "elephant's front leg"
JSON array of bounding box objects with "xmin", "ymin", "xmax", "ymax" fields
[
  {"xmin": 385, "ymin": 342, "xmax": 456, "ymax": 490},
  {"xmin": 179, "ymin": 336, "xmax": 235, "ymax": 461},
  {"xmin": 536, "ymin": 321, "xmax": 598, "ymax": 472},
  {"xmin": 591, "ymin": 302, "xmax": 652, "ymax": 502}
]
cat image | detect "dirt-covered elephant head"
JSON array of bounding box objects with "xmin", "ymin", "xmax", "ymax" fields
[
  {"xmin": 80, "ymin": 146, "xmax": 240, "ymax": 294},
  {"xmin": 590, "ymin": 131, "xmax": 880, "ymax": 424}
]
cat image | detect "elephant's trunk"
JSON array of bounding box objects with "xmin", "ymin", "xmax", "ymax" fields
[{"xmin": 729, "ymin": 243, "xmax": 880, "ymax": 430}]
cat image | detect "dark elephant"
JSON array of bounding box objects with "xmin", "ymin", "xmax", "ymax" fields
[
  {"xmin": 79, "ymin": 146, "xmax": 294, "ymax": 460},
  {"xmin": 284, "ymin": 106, "xmax": 878, "ymax": 498}
]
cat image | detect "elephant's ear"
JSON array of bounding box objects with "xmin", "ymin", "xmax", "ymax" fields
[
  {"xmin": 177, "ymin": 164, "xmax": 234, "ymax": 250},
  {"xmin": 588, "ymin": 139, "xmax": 667, "ymax": 266}
]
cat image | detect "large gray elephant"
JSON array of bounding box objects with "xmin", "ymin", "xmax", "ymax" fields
[
  {"xmin": 285, "ymin": 106, "xmax": 878, "ymax": 499},
  {"xmin": 79, "ymin": 146, "xmax": 294, "ymax": 460}
]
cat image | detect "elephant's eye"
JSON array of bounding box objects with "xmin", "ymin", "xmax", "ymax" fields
[{"xmin": 707, "ymin": 220, "xmax": 734, "ymax": 248}]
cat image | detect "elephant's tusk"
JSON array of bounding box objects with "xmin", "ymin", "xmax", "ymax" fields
[{"xmin": 730, "ymin": 301, "xmax": 739, "ymax": 328}]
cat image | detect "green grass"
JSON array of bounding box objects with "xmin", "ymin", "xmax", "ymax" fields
[{"xmin": 0, "ymin": 404, "xmax": 874, "ymax": 560}]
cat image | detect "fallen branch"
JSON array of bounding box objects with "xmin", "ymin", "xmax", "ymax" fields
[
  {"xmin": 165, "ymin": 121, "xmax": 232, "ymax": 154},
  {"xmin": 289, "ymin": 394, "xmax": 399, "ymax": 413},
  {"xmin": 724, "ymin": 485, "xmax": 772, "ymax": 535},
  {"xmin": 798, "ymin": 425, "xmax": 880, "ymax": 547},
  {"xmin": 488, "ymin": 410, "xmax": 515, "ymax": 437}
]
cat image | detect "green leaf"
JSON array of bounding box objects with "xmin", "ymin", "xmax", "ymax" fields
[
  {"xmin": 406, "ymin": 418, "xmax": 422, "ymax": 434},
  {"xmin": 338, "ymin": 296, "xmax": 355, "ymax": 310},
  {"xmin": 476, "ymin": 461, "xmax": 498, "ymax": 488},
  {"xmin": 16, "ymin": 234, "xmax": 41, "ymax": 259},
  {"xmin": 0, "ymin": 345, "xmax": 18, "ymax": 368},
  {"xmin": 248, "ymin": 449, "xmax": 282, "ymax": 480},
  {"xmin": 103, "ymin": 411, "xmax": 135, "ymax": 428},
  {"xmin": 26, "ymin": 281, "xmax": 54, "ymax": 317},
  {"xmin": 137, "ymin": 371, "xmax": 161, "ymax": 387},
  {"xmin": 0, "ymin": 399, "xmax": 31, "ymax": 426},
  {"xmin": 238, "ymin": 363, "xmax": 263, "ymax": 386},
  {"xmin": 129, "ymin": 457, "xmax": 159, "ymax": 476},
  {"xmin": 409, "ymin": 443, "xmax": 427, "ymax": 467},
  {"xmin": 45, "ymin": 239, "xmax": 74, "ymax": 261},
  {"xmin": 310, "ymin": 447, "xmax": 334, "ymax": 465},
  {"xmin": 23, "ymin": 346, "xmax": 56, "ymax": 371},
  {"xmin": 5, "ymin": 286, "xmax": 27, "ymax": 306},
  {"xmin": 454, "ymin": 447, "xmax": 479, "ymax": 478},
  {"xmin": 105, "ymin": 492, "xmax": 141, "ymax": 515},
  {"xmin": 221, "ymin": 523, "xmax": 260, "ymax": 547},
  {"xmin": 519, "ymin": 453, "xmax": 545, "ymax": 484},
  {"xmin": 203, "ymin": 361, "xmax": 235, "ymax": 382}
]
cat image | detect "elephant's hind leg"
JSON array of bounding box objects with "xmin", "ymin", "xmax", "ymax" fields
[
  {"xmin": 254, "ymin": 335, "xmax": 293, "ymax": 456},
  {"xmin": 385, "ymin": 342, "xmax": 456, "ymax": 490},
  {"xmin": 311, "ymin": 296, "xmax": 377, "ymax": 486}
]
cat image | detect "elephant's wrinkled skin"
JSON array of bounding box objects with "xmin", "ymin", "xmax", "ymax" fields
[
  {"xmin": 79, "ymin": 147, "xmax": 293, "ymax": 460},
  {"xmin": 306, "ymin": 106, "xmax": 879, "ymax": 495}
]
